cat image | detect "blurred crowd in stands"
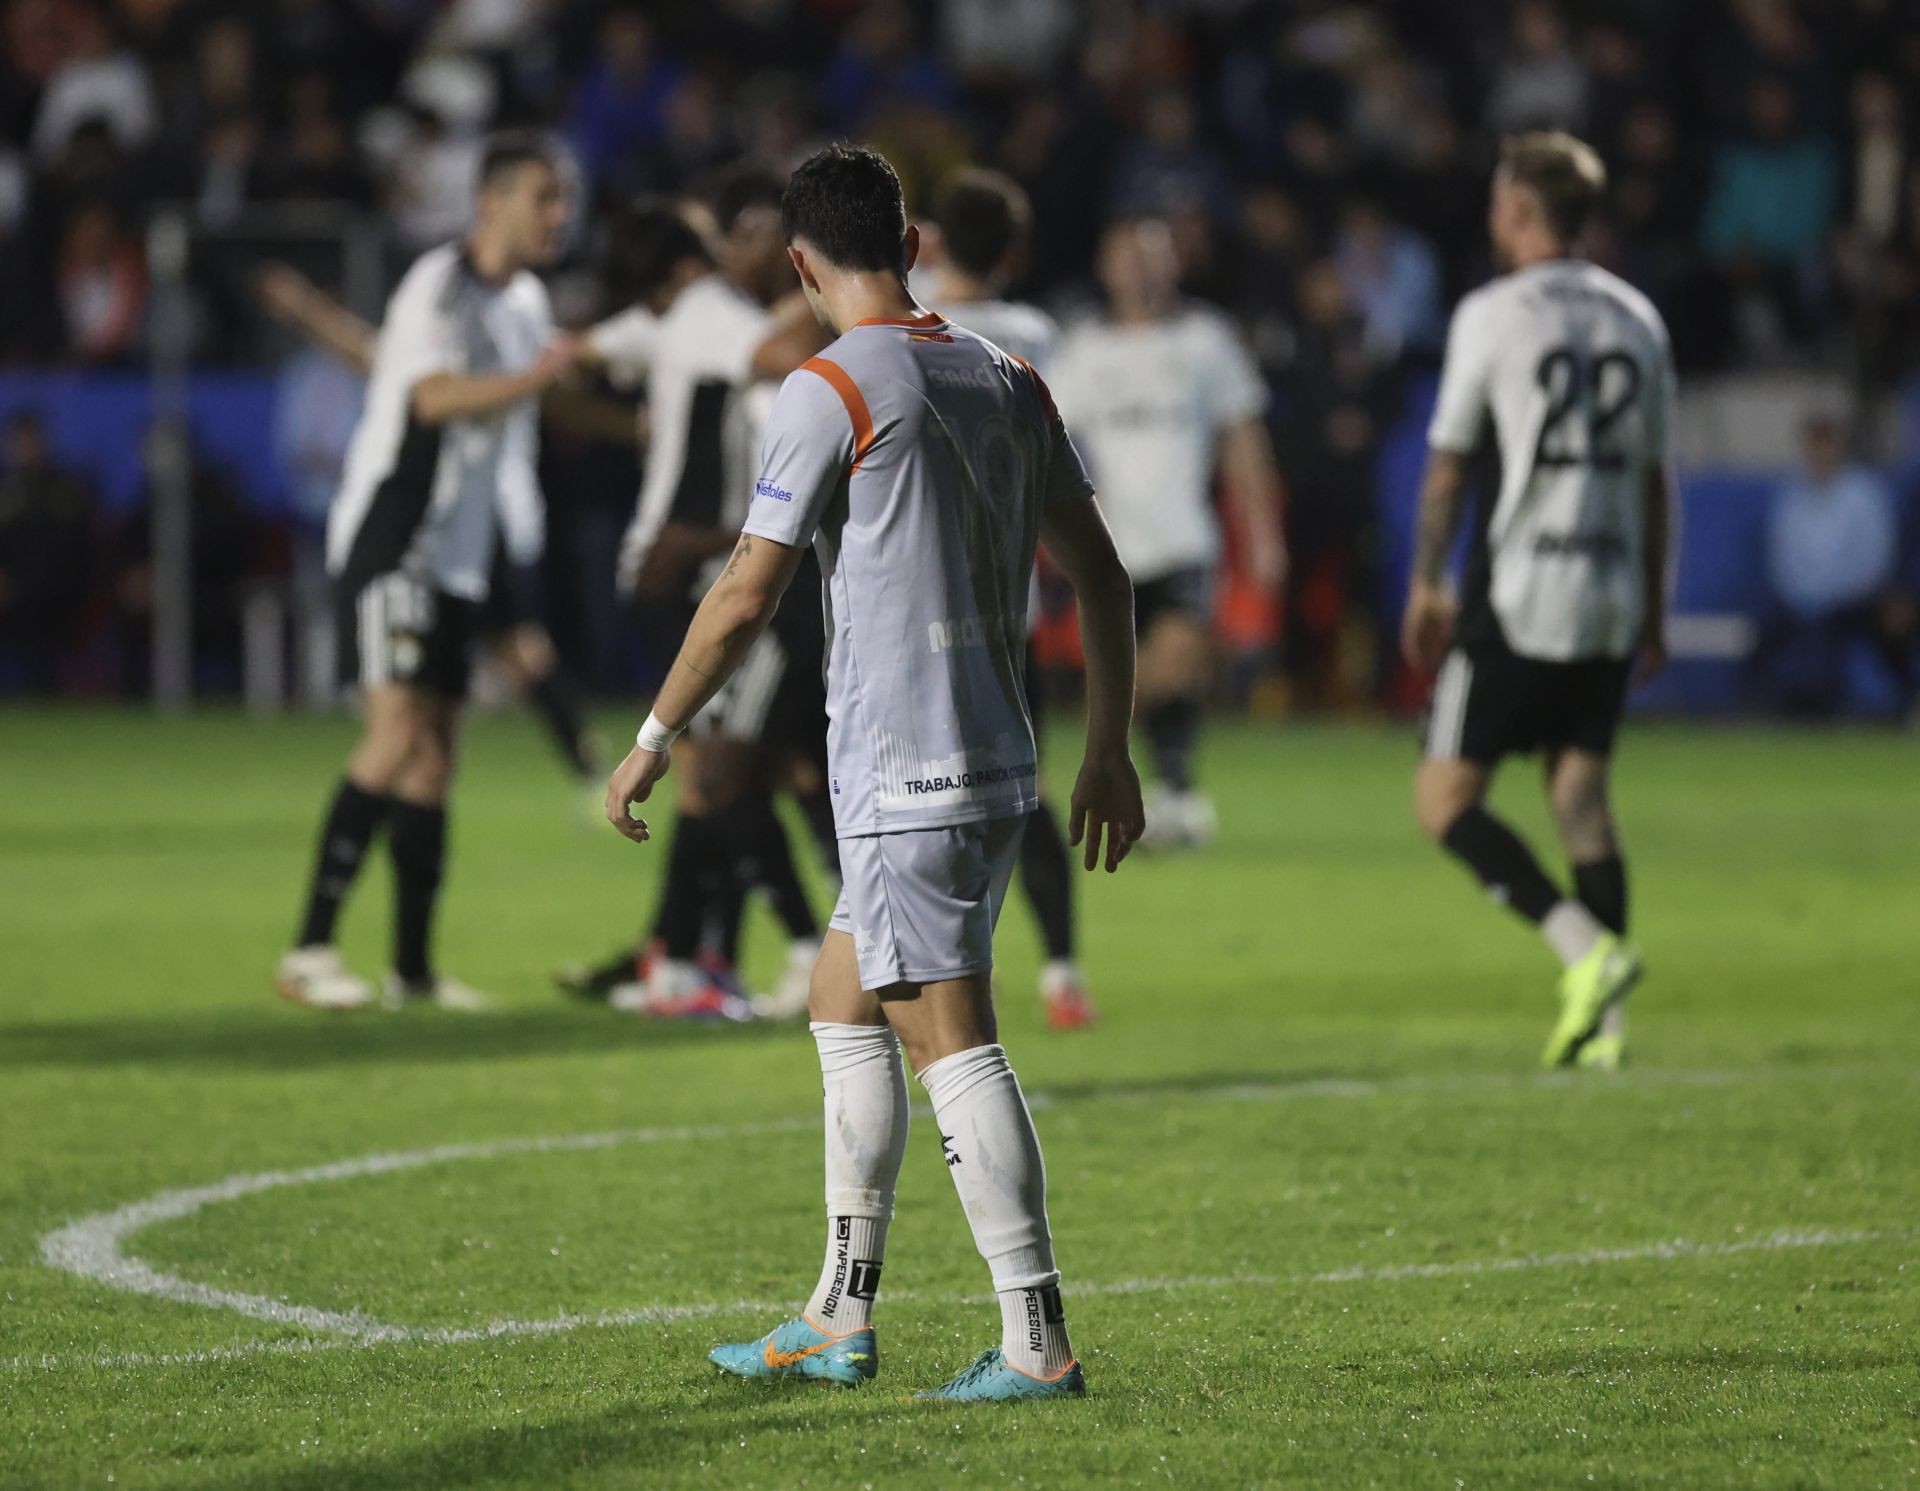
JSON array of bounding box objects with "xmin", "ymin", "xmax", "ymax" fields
[{"xmin": 1, "ymin": 0, "xmax": 1917, "ymax": 711}]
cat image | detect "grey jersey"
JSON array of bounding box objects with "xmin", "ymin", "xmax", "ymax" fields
[
  {"xmin": 1429, "ymin": 258, "xmax": 1675, "ymax": 662},
  {"xmin": 939, "ymin": 297, "xmax": 1061, "ymax": 624},
  {"xmin": 327, "ymin": 243, "xmax": 550, "ymax": 598},
  {"xmin": 741, "ymin": 311, "xmax": 1093, "ymax": 834}
]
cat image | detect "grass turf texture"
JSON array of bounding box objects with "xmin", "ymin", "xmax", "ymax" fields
[{"xmin": 2, "ymin": 709, "xmax": 1916, "ymax": 1490}]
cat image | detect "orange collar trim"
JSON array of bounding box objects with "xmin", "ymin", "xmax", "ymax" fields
[{"xmin": 853, "ymin": 311, "xmax": 947, "ymax": 330}]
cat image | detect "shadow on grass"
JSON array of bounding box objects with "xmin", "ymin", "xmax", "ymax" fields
[
  {"xmin": 0, "ymin": 1005, "xmax": 799, "ymax": 1073},
  {"xmin": 174, "ymin": 1335, "xmax": 1920, "ymax": 1491},
  {"xmin": 182, "ymin": 1381, "xmax": 1065, "ymax": 1491}
]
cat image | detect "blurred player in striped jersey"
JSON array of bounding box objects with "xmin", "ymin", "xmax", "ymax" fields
[
  {"xmin": 256, "ymin": 271, "xmax": 606, "ymax": 804},
  {"xmin": 920, "ymin": 167, "xmax": 1095, "ymax": 1031},
  {"xmin": 275, "ymin": 135, "xmax": 581, "ymax": 1012},
  {"xmin": 562, "ymin": 180, "xmax": 831, "ymax": 1019}
]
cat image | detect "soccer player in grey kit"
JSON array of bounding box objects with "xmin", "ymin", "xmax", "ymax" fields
[{"xmin": 605, "ymin": 145, "xmax": 1143, "ymax": 1401}]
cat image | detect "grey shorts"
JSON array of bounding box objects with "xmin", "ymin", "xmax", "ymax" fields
[{"xmin": 829, "ymin": 816, "xmax": 1026, "ymax": 990}]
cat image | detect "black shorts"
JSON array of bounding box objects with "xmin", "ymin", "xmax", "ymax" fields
[
  {"xmin": 1133, "ymin": 565, "xmax": 1215, "ymax": 637},
  {"xmin": 692, "ymin": 626, "xmax": 827, "ymax": 767},
  {"xmin": 1424, "ymin": 635, "xmax": 1631, "ymax": 765},
  {"xmin": 336, "ymin": 571, "xmax": 477, "ymax": 700}
]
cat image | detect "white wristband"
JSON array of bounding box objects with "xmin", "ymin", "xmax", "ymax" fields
[{"xmin": 636, "ymin": 712, "xmax": 682, "ymax": 753}]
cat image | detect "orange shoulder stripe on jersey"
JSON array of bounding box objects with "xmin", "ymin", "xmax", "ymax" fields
[
  {"xmin": 1007, "ymin": 353, "xmax": 1061, "ymax": 424},
  {"xmin": 801, "ymin": 355, "xmax": 878, "ymax": 473}
]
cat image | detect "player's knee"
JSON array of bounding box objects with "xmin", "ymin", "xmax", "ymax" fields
[
  {"xmin": 1550, "ymin": 776, "xmax": 1612, "ymax": 850},
  {"xmin": 1140, "ymin": 620, "xmax": 1208, "ymax": 696},
  {"xmin": 508, "ymin": 625, "xmax": 555, "ymax": 680},
  {"xmin": 392, "ymin": 726, "xmax": 456, "ymax": 803},
  {"xmin": 1413, "ymin": 766, "xmax": 1477, "ymax": 842},
  {"xmin": 349, "ymin": 715, "xmax": 418, "ymax": 792}
]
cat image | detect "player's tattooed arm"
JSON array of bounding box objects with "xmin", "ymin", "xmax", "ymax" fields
[
  {"xmin": 648, "ymin": 532, "xmax": 804, "ymax": 731},
  {"xmin": 1409, "ymin": 451, "xmax": 1469, "ymax": 587},
  {"xmin": 1401, "ymin": 451, "xmax": 1468, "ymax": 672}
]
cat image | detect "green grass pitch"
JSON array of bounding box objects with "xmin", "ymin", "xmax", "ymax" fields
[{"xmin": 2, "ymin": 708, "xmax": 1917, "ymax": 1489}]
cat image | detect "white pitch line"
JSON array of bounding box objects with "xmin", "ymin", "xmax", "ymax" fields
[
  {"xmin": 9, "ymin": 1226, "xmax": 1910, "ymax": 1375},
  {"xmin": 16, "ymin": 1062, "xmax": 1908, "ymax": 1376},
  {"xmin": 38, "ymin": 1116, "xmax": 819, "ymax": 1339}
]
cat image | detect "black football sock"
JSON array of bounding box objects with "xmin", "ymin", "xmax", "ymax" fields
[
  {"xmin": 387, "ymin": 799, "xmax": 448, "ymax": 985},
  {"xmin": 652, "ymin": 813, "xmax": 718, "ymax": 960},
  {"xmin": 1019, "ymin": 804, "xmax": 1075, "ymax": 962},
  {"xmin": 1440, "ymin": 806, "xmax": 1563, "ymax": 925},
  {"xmin": 525, "ymin": 670, "xmax": 596, "ymax": 780},
  {"xmin": 705, "ymin": 855, "xmax": 748, "ymax": 965},
  {"xmin": 713, "ymin": 793, "xmax": 819, "ymax": 941},
  {"xmin": 1145, "ymin": 697, "xmax": 1200, "ymax": 792},
  {"xmin": 796, "ymin": 781, "xmax": 842, "ymax": 880},
  {"xmin": 1574, "ymin": 855, "xmax": 1628, "ymax": 936},
  {"xmin": 295, "ymin": 779, "xmax": 388, "ymax": 947}
]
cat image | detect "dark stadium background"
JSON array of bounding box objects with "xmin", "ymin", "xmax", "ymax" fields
[{"xmin": 1, "ymin": 0, "xmax": 1916, "ymax": 717}]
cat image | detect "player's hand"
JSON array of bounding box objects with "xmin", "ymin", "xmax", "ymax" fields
[
  {"xmin": 1400, "ymin": 580, "xmax": 1456, "ymax": 674},
  {"xmin": 1634, "ymin": 630, "xmax": 1669, "ymax": 687},
  {"xmin": 1068, "ymin": 750, "xmax": 1146, "ymax": 873},
  {"xmin": 605, "ymin": 744, "xmax": 671, "ymax": 843},
  {"xmin": 530, "ymin": 333, "xmax": 585, "ymax": 387}
]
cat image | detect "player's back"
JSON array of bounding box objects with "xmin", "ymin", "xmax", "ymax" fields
[
  {"xmin": 1434, "ymin": 258, "xmax": 1674, "ymax": 660},
  {"xmin": 746, "ymin": 311, "xmax": 1081, "ymax": 834},
  {"xmin": 330, "ymin": 243, "xmax": 550, "ymax": 599}
]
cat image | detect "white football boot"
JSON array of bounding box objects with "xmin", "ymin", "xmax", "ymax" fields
[
  {"xmin": 751, "ymin": 938, "xmax": 820, "ymax": 1020},
  {"xmin": 275, "ymin": 946, "xmax": 376, "ymax": 1011},
  {"xmin": 382, "ymin": 972, "xmax": 496, "ymax": 1012}
]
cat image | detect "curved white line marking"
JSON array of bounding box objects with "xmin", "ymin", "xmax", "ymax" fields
[
  {"xmin": 20, "ymin": 1063, "xmax": 1909, "ymax": 1374},
  {"xmin": 12, "ymin": 1228, "xmax": 1910, "ymax": 1375},
  {"xmin": 39, "ymin": 1117, "xmax": 815, "ymax": 1338}
]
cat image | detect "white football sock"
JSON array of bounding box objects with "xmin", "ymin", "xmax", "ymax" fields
[
  {"xmin": 918, "ymin": 1043, "xmax": 1075, "ymax": 1375},
  {"xmin": 803, "ymin": 1022, "xmax": 907, "ymax": 1332},
  {"xmin": 1542, "ymin": 900, "xmax": 1606, "ymax": 968}
]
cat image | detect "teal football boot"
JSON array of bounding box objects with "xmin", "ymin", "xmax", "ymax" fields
[
  {"xmin": 708, "ymin": 1315, "xmax": 877, "ymax": 1386},
  {"xmin": 915, "ymin": 1348, "xmax": 1085, "ymax": 1402}
]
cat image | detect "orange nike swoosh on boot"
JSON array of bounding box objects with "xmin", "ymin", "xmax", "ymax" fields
[{"xmin": 763, "ymin": 1333, "xmax": 844, "ymax": 1370}]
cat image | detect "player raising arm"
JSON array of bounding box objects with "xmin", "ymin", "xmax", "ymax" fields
[
  {"xmin": 1402, "ymin": 131, "xmax": 1675, "ymax": 1071},
  {"xmin": 605, "ymin": 145, "xmax": 1141, "ymax": 1402},
  {"xmin": 256, "ymin": 261, "xmax": 610, "ymax": 798}
]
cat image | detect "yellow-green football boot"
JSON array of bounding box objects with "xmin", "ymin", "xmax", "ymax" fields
[{"xmin": 1543, "ymin": 935, "xmax": 1641, "ymax": 1069}]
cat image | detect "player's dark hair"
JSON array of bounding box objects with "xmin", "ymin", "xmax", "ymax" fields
[
  {"xmin": 934, "ymin": 168, "xmax": 1031, "ymax": 280},
  {"xmin": 607, "ymin": 198, "xmax": 713, "ymax": 302},
  {"xmin": 477, "ymin": 131, "xmax": 558, "ymax": 194},
  {"xmin": 1499, "ymin": 131, "xmax": 1608, "ymax": 244},
  {"xmin": 708, "ymin": 163, "xmax": 785, "ymax": 235},
  {"xmin": 780, "ymin": 143, "xmax": 907, "ymax": 272}
]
